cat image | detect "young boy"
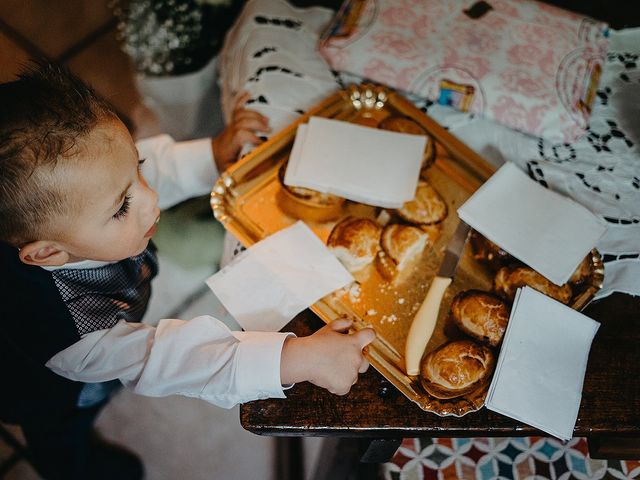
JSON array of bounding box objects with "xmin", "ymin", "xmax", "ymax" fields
[{"xmin": 0, "ymin": 64, "xmax": 375, "ymax": 480}]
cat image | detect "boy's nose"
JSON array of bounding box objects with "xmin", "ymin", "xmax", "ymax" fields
[{"xmin": 142, "ymin": 186, "xmax": 159, "ymax": 215}]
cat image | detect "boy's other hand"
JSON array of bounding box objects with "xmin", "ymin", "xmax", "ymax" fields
[
  {"xmin": 212, "ymin": 92, "xmax": 270, "ymax": 173},
  {"xmin": 280, "ymin": 318, "xmax": 376, "ymax": 396}
]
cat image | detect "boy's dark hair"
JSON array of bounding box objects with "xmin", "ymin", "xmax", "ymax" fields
[{"xmin": 0, "ymin": 63, "xmax": 117, "ymax": 246}]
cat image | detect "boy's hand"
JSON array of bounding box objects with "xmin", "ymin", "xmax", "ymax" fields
[
  {"xmin": 280, "ymin": 318, "xmax": 376, "ymax": 395},
  {"xmin": 212, "ymin": 92, "xmax": 270, "ymax": 173}
]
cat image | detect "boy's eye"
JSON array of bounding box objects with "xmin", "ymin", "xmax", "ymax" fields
[
  {"xmin": 138, "ymin": 158, "xmax": 146, "ymax": 170},
  {"xmin": 113, "ymin": 194, "xmax": 132, "ymax": 220}
]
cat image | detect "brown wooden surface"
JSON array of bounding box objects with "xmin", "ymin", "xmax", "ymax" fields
[{"xmin": 241, "ymin": 293, "xmax": 640, "ymax": 439}]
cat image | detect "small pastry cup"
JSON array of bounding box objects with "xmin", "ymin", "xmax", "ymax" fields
[{"xmin": 277, "ymin": 187, "xmax": 344, "ymax": 222}]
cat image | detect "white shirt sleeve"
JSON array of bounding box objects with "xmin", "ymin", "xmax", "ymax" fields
[
  {"xmin": 45, "ymin": 316, "xmax": 293, "ymax": 409},
  {"xmin": 136, "ymin": 134, "xmax": 219, "ymax": 210}
]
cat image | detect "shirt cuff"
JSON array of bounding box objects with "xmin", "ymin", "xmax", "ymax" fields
[
  {"xmin": 228, "ymin": 331, "xmax": 295, "ymax": 401},
  {"xmin": 173, "ymin": 138, "xmax": 219, "ymax": 196}
]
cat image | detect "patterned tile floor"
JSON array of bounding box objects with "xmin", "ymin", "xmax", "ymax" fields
[{"xmin": 383, "ymin": 437, "xmax": 640, "ymax": 480}]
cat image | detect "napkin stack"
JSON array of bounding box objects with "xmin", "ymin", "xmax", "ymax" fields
[
  {"xmin": 284, "ymin": 116, "xmax": 426, "ymax": 208},
  {"xmin": 485, "ymin": 287, "xmax": 600, "ymax": 441},
  {"xmin": 457, "ymin": 162, "xmax": 607, "ymax": 285},
  {"xmin": 205, "ymin": 222, "xmax": 353, "ymax": 332}
]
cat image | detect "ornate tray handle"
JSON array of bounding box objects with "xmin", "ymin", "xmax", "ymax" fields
[
  {"xmin": 347, "ymin": 84, "xmax": 389, "ymax": 110},
  {"xmin": 210, "ymin": 174, "xmax": 234, "ymax": 223}
]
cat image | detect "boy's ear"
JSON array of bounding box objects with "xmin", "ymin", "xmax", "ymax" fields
[{"xmin": 19, "ymin": 241, "xmax": 70, "ymax": 267}]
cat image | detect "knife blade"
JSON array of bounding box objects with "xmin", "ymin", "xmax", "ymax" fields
[{"xmin": 405, "ymin": 221, "xmax": 471, "ymax": 376}]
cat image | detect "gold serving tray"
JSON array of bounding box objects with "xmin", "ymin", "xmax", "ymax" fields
[{"xmin": 211, "ymin": 84, "xmax": 604, "ymax": 417}]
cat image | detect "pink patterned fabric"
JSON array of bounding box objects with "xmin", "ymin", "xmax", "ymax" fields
[{"xmin": 320, "ymin": 0, "xmax": 609, "ymax": 142}]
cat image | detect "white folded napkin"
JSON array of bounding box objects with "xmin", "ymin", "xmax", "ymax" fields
[
  {"xmin": 485, "ymin": 287, "xmax": 600, "ymax": 441},
  {"xmin": 205, "ymin": 221, "xmax": 353, "ymax": 332},
  {"xmin": 284, "ymin": 116, "xmax": 425, "ymax": 208},
  {"xmin": 457, "ymin": 162, "xmax": 607, "ymax": 285}
]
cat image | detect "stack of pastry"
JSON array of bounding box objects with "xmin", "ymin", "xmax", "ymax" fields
[
  {"xmin": 328, "ymin": 217, "xmax": 435, "ymax": 279},
  {"xmin": 418, "ymin": 232, "xmax": 596, "ymax": 401},
  {"xmin": 418, "ymin": 289, "xmax": 510, "ymax": 400},
  {"xmin": 327, "ymin": 179, "xmax": 448, "ymax": 280},
  {"xmin": 470, "ymin": 230, "xmax": 594, "ymax": 305}
]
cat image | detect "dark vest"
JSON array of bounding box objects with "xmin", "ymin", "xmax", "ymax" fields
[{"xmin": 0, "ymin": 242, "xmax": 157, "ymax": 427}]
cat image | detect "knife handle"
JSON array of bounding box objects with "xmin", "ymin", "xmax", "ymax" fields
[{"xmin": 405, "ymin": 275, "xmax": 452, "ymax": 376}]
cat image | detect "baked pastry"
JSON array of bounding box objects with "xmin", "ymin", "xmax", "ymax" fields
[
  {"xmin": 396, "ymin": 181, "xmax": 448, "ymax": 225},
  {"xmin": 327, "ymin": 217, "xmax": 382, "ymax": 273},
  {"xmin": 469, "ymin": 230, "xmax": 514, "ymax": 269},
  {"xmin": 494, "ymin": 266, "xmax": 573, "ymax": 304},
  {"xmin": 420, "ymin": 223, "xmax": 444, "ymax": 246},
  {"xmin": 379, "ymin": 116, "xmax": 436, "ymax": 169},
  {"xmin": 450, "ymin": 290, "xmax": 510, "ymax": 347},
  {"xmin": 419, "ymin": 340, "xmax": 495, "ymax": 400},
  {"xmin": 277, "ymin": 163, "xmax": 344, "ymax": 221},
  {"xmin": 375, "ymin": 224, "xmax": 429, "ymax": 280}
]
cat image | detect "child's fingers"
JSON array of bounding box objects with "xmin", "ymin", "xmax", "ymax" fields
[
  {"xmin": 358, "ymin": 357, "xmax": 370, "ymax": 373},
  {"xmin": 329, "ymin": 317, "xmax": 353, "ymax": 332},
  {"xmin": 354, "ymin": 327, "xmax": 376, "ymax": 348},
  {"xmin": 233, "ymin": 130, "xmax": 263, "ymax": 146},
  {"xmin": 233, "ymin": 91, "xmax": 251, "ymax": 111},
  {"xmin": 233, "ymin": 110, "xmax": 270, "ymax": 132}
]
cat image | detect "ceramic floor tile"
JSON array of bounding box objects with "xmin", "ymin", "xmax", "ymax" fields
[
  {"xmin": 64, "ymin": 29, "xmax": 142, "ymax": 124},
  {"xmin": 0, "ymin": 0, "xmax": 113, "ymax": 59},
  {"xmin": 0, "ymin": 32, "xmax": 31, "ymax": 82}
]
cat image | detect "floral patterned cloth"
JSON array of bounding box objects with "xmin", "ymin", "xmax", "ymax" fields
[{"xmin": 320, "ymin": 0, "xmax": 609, "ymax": 142}]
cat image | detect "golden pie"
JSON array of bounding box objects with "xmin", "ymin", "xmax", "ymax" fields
[
  {"xmin": 375, "ymin": 223, "xmax": 429, "ymax": 280},
  {"xmin": 396, "ymin": 180, "xmax": 447, "ymax": 225},
  {"xmin": 494, "ymin": 266, "xmax": 573, "ymax": 304},
  {"xmin": 450, "ymin": 290, "xmax": 510, "ymax": 347},
  {"xmin": 420, "ymin": 340, "xmax": 495, "ymax": 400}
]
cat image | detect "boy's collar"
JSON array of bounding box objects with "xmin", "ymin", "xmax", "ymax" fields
[{"xmin": 41, "ymin": 258, "xmax": 117, "ymax": 271}]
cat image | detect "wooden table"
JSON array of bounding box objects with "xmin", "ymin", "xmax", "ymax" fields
[{"xmin": 241, "ymin": 293, "xmax": 640, "ymax": 479}]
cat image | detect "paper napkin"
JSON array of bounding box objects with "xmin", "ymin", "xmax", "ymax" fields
[
  {"xmin": 457, "ymin": 162, "xmax": 607, "ymax": 285},
  {"xmin": 205, "ymin": 221, "xmax": 353, "ymax": 332},
  {"xmin": 485, "ymin": 287, "xmax": 600, "ymax": 441},
  {"xmin": 284, "ymin": 116, "xmax": 426, "ymax": 208}
]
